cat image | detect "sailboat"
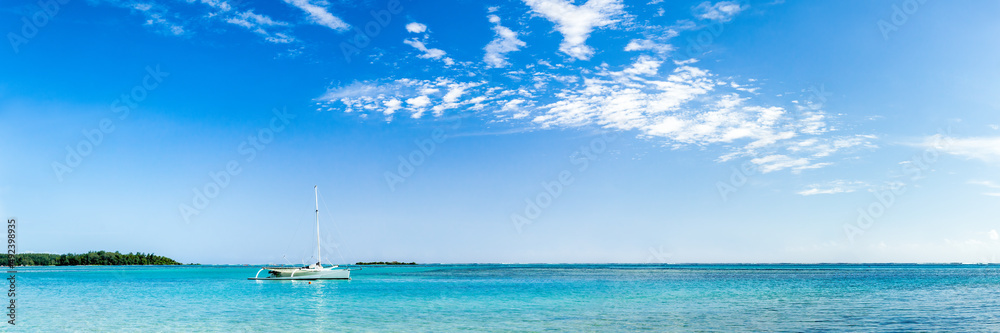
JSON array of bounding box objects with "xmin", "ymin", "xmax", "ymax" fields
[{"xmin": 248, "ymin": 186, "xmax": 351, "ymax": 280}]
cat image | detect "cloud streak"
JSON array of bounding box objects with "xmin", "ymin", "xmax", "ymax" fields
[
  {"xmin": 282, "ymin": 0, "xmax": 350, "ymax": 32},
  {"xmin": 920, "ymin": 135, "xmax": 1000, "ymax": 163},
  {"xmin": 798, "ymin": 180, "xmax": 869, "ymax": 196},
  {"xmin": 694, "ymin": 1, "xmax": 747, "ymax": 22}
]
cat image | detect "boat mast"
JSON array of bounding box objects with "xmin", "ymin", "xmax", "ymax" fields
[{"xmin": 315, "ymin": 185, "xmax": 321, "ymax": 267}]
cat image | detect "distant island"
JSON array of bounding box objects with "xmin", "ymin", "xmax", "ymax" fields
[
  {"xmin": 14, "ymin": 251, "xmax": 184, "ymax": 266},
  {"xmin": 355, "ymin": 261, "xmax": 417, "ymax": 265}
]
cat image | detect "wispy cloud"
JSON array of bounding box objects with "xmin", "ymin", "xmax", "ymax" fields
[
  {"xmin": 484, "ymin": 15, "xmax": 526, "ymax": 68},
  {"xmin": 282, "ymin": 0, "xmax": 349, "ymax": 32},
  {"xmin": 403, "ymin": 39, "xmax": 453, "ymax": 65},
  {"xmin": 403, "ymin": 23, "xmax": 453, "ymax": 65},
  {"xmin": 107, "ymin": 0, "xmax": 186, "ymax": 36},
  {"xmin": 523, "ymin": 0, "xmax": 625, "ymax": 60},
  {"xmin": 92, "ymin": 0, "xmax": 299, "ymax": 43},
  {"xmin": 319, "ymin": 78, "xmax": 490, "ymax": 120},
  {"xmin": 224, "ymin": 10, "xmax": 295, "ymax": 43},
  {"xmin": 197, "ymin": 0, "xmax": 232, "ymax": 13},
  {"xmin": 316, "ymin": 53, "xmax": 867, "ymax": 173},
  {"xmin": 624, "ymin": 38, "xmax": 674, "ymax": 54},
  {"xmin": 968, "ymin": 180, "xmax": 1000, "ymax": 188},
  {"xmin": 919, "ymin": 136, "xmax": 1000, "ymax": 163},
  {"xmin": 786, "ymin": 135, "xmax": 879, "ymax": 158},
  {"xmin": 752, "ymin": 155, "xmax": 830, "ymax": 174},
  {"xmin": 694, "ymin": 1, "xmax": 747, "ymax": 22},
  {"xmin": 968, "ymin": 180, "xmax": 1000, "ymax": 197},
  {"xmin": 798, "ymin": 180, "xmax": 869, "ymax": 196},
  {"xmin": 225, "ymin": 11, "xmax": 287, "ymax": 28}
]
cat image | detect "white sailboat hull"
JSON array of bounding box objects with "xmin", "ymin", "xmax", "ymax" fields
[{"xmin": 249, "ymin": 266, "xmax": 351, "ymax": 280}]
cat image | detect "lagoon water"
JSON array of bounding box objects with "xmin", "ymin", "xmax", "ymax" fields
[{"xmin": 13, "ymin": 264, "xmax": 1000, "ymax": 331}]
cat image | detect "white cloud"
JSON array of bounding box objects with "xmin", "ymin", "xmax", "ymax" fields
[
  {"xmin": 442, "ymin": 85, "xmax": 467, "ymax": 104},
  {"xmin": 131, "ymin": 2, "xmax": 152, "ymax": 11},
  {"xmin": 399, "ymin": 23, "xmax": 448, "ymax": 64},
  {"xmin": 502, "ymin": 99, "xmax": 526, "ymax": 111},
  {"xmin": 751, "ymin": 154, "xmax": 830, "ymax": 174},
  {"xmin": 525, "ymin": 58, "xmax": 845, "ymax": 169},
  {"xmin": 433, "ymin": 82, "xmax": 481, "ymax": 116},
  {"xmin": 226, "ymin": 10, "xmax": 287, "ymax": 28},
  {"xmin": 405, "ymin": 22, "xmax": 427, "ymax": 33},
  {"xmin": 968, "ymin": 180, "xmax": 1000, "ymax": 197},
  {"xmin": 224, "ymin": 10, "xmax": 295, "ymax": 43},
  {"xmin": 406, "ymin": 95, "xmax": 431, "ymax": 108},
  {"xmin": 282, "ymin": 0, "xmax": 349, "ymax": 32},
  {"xmin": 199, "ymin": 0, "xmax": 232, "ymax": 13},
  {"xmin": 969, "ymin": 180, "xmax": 1000, "ymax": 189},
  {"xmin": 674, "ymin": 58, "xmax": 698, "ymax": 65},
  {"xmin": 622, "ymin": 55, "xmax": 660, "ymax": 75},
  {"xmin": 786, "ymin": 135, "xmax": 878, "ymax": 158},
  {"xmin": 318, "ymin": 78, "xmax": 494, "ymax": 119},
  {"xmin": 109, "ymin": 1, "xmax": 186, "ymax": 36},
  {"xmin": 501, "ymin": 99, "xmax": 531, "ymax": 119},
  {"xmin": 918, "ymin": 135, "xmax": 1000, "ymax": 163},
  {"xmin": 694, "ymin": 1, "xmax": 746, "ymax": 22},
  {"xmin": 523, "ymin": 0, "xmax": 625, "ymax": 60},
  {"xmin": 104, "ymin": 0, "xmax": 297, "ymax": 43},
  {"xmin": 145, "ymin": 12, "xmax": 186, "ymax": 36},
  {"xmin": 383, "ymin": 99, "xmax": 402, "ymax": 116},
  {"xmin": 318, "ymin": 51, "xmax": 866, "ymax": 174},
  {"xmin": 624, "ymin": 39, "xmax": 674, "ymax": 54},
  {"xmin": 797, "ymin": 180, "xmax": 869, "ymax": 196},
  {"xmin": 405, "ymin": 95, "xmax": 432, "ymax": 118},
  {"xmin": 403, "ymin": 39, "xmax": 453, "ymax": 65},
  {"xmin": 532, "ymin": 60, "xmax": 715, "ymax": 130},
  {"xmin": 484, "ymin": 15, "xmax": 526, "ymax": 68},
  {"xmin": 990, "ymin": 229, "xmax": 999, "ymax": 240},
  {"xmin": 320, "ymin": 81, "xmax": 405, "ymax": 101},
  {"xmin": 403, "ymin": 39, "xmax": 445, "ymax": 58}
]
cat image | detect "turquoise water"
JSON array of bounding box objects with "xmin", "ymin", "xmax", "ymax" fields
[{"xmin": 11, "ymin": 264, "xmax": 1000, "ymax": 331}]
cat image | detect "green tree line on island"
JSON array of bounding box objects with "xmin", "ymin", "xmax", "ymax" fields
[{"xmin": 14, "ymin": 251, "xmax": 183, "ymax": 266}]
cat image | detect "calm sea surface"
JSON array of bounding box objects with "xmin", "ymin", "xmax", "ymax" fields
[{"xmin": 12, "ymin": 264, "xmax": 1000, "ymax": 332}]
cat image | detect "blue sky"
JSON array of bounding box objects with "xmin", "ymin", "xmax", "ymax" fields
[{"xmin": 2, "ymin": 0, "xmax": 1000, "ymax": 264}]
